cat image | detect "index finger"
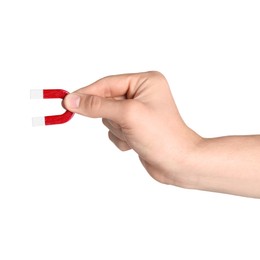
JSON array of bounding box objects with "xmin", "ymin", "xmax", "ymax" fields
[{"xmin": 74, "ymin": 72, "xmax": 147, "ymax": 99}]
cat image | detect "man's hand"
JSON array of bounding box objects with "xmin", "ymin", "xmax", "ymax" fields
[
  {"xmin": 64, "ymin": 71, "xmax": 260, "ymax": 198},
  {"xmin": 63, "ymin": 71, "xmax": 201, "ymax": 187}
]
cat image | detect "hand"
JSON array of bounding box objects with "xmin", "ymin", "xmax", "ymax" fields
[
  {"xmin": 64, "ymin": 71, "xmax": 201, "ymax": 187},
  {"xmin": 64, "ymin": 71, "xmax": 260, "ymax": 198}
]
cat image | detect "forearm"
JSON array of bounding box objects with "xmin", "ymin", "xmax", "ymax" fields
[{"xmin": 188, "ymin": 135, "xmax": 260, "ymax": 198}]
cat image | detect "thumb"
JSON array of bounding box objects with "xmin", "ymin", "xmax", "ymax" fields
[{"xmin": 63, "ymin": 93, "xmax": 124, "ymax": 122}]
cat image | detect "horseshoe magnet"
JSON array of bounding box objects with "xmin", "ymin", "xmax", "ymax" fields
[{"xmin": 30, "ymin": 89, "xmax": 74, "ymax": 126}]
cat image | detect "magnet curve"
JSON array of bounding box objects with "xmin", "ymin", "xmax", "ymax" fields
[{"xmin": 30, "ymin": 89, "xmax": 74, "ymax": 126}]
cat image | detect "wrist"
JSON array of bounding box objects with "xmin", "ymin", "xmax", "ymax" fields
[{"xmin": 164, "ymin": 129, "xmax": 205, "ymax": 189}]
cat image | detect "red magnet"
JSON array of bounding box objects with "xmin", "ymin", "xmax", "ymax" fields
[{"xmin": 30, "ymin": 89, "xmax": 74, "ymax": 126}]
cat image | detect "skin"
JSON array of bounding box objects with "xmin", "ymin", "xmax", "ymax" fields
[{"xmin": 63, "ymin": 71, "xmax": 260, "ymax": 198}]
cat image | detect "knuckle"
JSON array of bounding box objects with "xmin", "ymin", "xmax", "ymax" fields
[
  {"xmin": 109, "ymin": 132, "xmax": 130, "ymax": 151},
  {"xmin": 108, "ymin": 131, "xmax": 130, "ymax": 151},
  {"xmin": 87, "ymin": 95, "xmax": 102, "ymax": 116},
  {"xmin": 147, "ymin": 71, "xmax": 166, "ymax": 80},
  {"xmin": 118, "ymin": 142, "xmax": 130, "ymax": 151},
  {"xmin": 139, "ymin": 71, "xmax": 168, "ymax": 90}
]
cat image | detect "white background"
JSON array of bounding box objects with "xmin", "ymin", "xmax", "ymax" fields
[{"xmin": 1, "ymin": 0, "xmax": 260, "ymax": 259}]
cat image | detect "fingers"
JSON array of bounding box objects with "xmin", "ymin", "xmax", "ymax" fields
[
  {"xmin": 103, "ymin": 119, "xmax": 131, "ymax": 151},
  {"xmin": 72, "ymin": 71, "xmax": 164, "ymax": 99},
  {"xmin": 108, "ymin": 131, "xmax": 131, "ymax": 151},
  {"xmin": 63, "ymin": 92, "xmax": 125, "ymax": 123},
  {"xmin": 63, "ymin": 71, "xmax": 169, "ymax": 122},
  {"xmin": 102, "ymin": 119, "xmax": 125, "ymax": 141},
  {"xmin": 64, "ymin": 90, "xmax": 145, "ymax": 126},
  {"xmin": 74, "ymin": 73, "xmax": 142, "ymax": 98}
]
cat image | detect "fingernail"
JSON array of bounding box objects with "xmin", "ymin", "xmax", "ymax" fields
[{"xmin": 66, "ymin": 94, "xmax": 80, "ymax": 109}]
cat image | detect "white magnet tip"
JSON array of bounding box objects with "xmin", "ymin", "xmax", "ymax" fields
[
  {"xmin": 32, "ymin": 117, "xmax": 45, "ymax": 127},
  {"xmin": 30, "ymin": 89, "xmax": 43, "ymax": 99}
]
